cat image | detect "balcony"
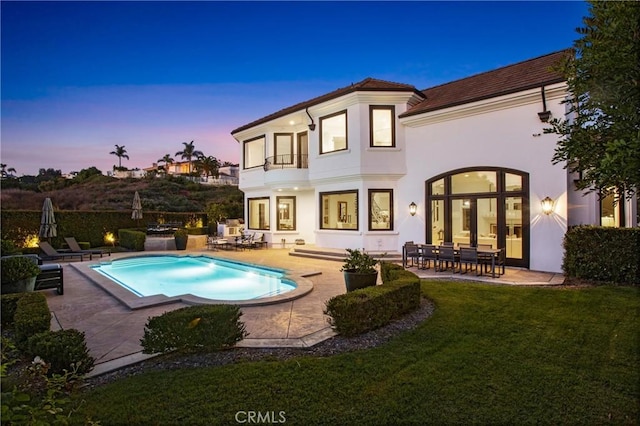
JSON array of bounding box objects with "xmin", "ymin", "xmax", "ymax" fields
[
  {"xmin": 263, "ymin": 154, "xmax": 309, "ymax": 188},
  {"xmin": 263, "ymin": 154, "xmax": 308, "ymax": 171}
]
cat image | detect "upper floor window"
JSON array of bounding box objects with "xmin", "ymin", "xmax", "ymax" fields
[
  {"xmin": 274, "ymin": 133, "xmax": 293, "ymax": 165},
  {"xmin": 370, "ymin": 106, "xmax": 395, "ymax": 147},
  {"xmin": 243, "ymin": 135, "xmax": 265, "ymax": 169},
  {"xmin": 320, "ymin": 110, "xmax": 347, "ymax": 154}
]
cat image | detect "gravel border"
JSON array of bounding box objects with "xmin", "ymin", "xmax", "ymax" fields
[{"xmin": 83, "ymin": 297, "xmax": 435, "ymax": 389}]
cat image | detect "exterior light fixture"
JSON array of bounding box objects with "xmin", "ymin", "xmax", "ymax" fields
[
  {"xmin": 541, "ymin": 196, "xmax": 555, "ymax": 215},
  {"xmin": 409, "ymin": 202, "xmax": 417, "ymax": 216}
]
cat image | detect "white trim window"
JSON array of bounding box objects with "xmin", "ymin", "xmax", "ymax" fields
[
  {"xmin": 248, "ymin": 197, "xmax": 270, "ymax": 230},
  {"xmin": 370, "ymin": 106, "xmax": 395, "ymax": 147},
  {"xmin": 320, "ymin": 110, "xmax": 347, "ymax": 154},
  {"xmin": 243, "ymin": 135, "xmax": 265, "ymax": 169}
]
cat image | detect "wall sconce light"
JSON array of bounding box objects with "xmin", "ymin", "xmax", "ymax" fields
[
  {"xmin": 409, "ymin": 202, "xmax": 417, "ymax": 216},
  {"xmin": 306, "ymin": 107, "xmax": 316, "ymax": 131},
  {"xmin": 541, "ymin": 196, "xmax": 555, "ymax": 215}
]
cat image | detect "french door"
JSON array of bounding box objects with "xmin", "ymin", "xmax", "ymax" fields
[{"xmin": 426, "ymin": 168, "xmax": 529, "ymax": 268}]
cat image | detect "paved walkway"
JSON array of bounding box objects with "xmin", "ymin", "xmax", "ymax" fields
[{"xmin": 40, "ymin": 248, "xmax": 563, "ymax": 377}]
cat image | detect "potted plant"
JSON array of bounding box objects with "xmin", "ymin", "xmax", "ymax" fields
[
  {"xmin": 174, "ymin": 228, "xmax": 189, "ymax": 251},
  {"xmin": 341, "ymin": 248, "xmax": 379, "ymax": 292},
  {"xmin": 1, "ymin": 256, "xmax": 41, "ymax": 294}
]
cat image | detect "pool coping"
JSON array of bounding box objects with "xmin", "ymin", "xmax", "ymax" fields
[{"xmin": 71, "ymin": 253, "xmax": 317, "ymax": 310}]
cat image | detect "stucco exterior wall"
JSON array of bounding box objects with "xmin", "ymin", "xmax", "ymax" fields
[{"xmin": 399, "ymin": 84, "xmax": 569, "ymax": 272}]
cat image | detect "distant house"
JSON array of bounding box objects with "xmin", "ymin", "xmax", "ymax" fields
[
  {"xmin": 143, "ymin": 161, "xmax": 239, "ymax": 186},
  {"xmin": 109, "ymin": 168, "xmax": 146, "ymax": 179},
  {"xmin": 231, "ymin": 50, "xmax": 637, "ymax": 273}
]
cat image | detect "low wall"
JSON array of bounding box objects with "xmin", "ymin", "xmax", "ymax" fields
[{"xmin": 144, "ymin": 235, "xmax": 208, "ymax": 251}]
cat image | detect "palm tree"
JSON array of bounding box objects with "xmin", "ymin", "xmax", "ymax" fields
[
  {"xmin": 0, "ymin": 164, "xmax": 16, "ymax": 178},
  {"xmin": 157, "ymin": 154, "xmax": 175, "ymax": 175},
  {"xmin": 110, "ymin": 145, "xmax": 129, "ymax": 169},
  {"xmin": 175, "ymin": 141, "xmax": 203, "ymax": 175},
  {"xmin": 196, "ymin": 155, "xmax": 220, "ymax": 179}
]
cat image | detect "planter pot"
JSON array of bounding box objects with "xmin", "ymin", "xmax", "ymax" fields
[
  {"xmin": 174, "ymin": 235, "xmax": 188, "ymax": 250},
  {"xmin": 1, "ymin": 276, "xmax": 37, "ymax": 294},
  {"xmin": 343, "ymin": 270, "xmax": 378, "ymax": 292}
]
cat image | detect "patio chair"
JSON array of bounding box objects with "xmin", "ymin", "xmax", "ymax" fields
[
  {"xmin": 437, "ymin": 246, "xmax": 457, "ymax": 272},
  {"xmin": 39, "ymin": 241, "xmax": 85, "ymax": 262},
  {"xmin": 64, "ymin": 237, "xmax": 110, "ymax": 259},
  {"xmin": 458, "ymin": 247, "xmax": 480, "ymax": 275},
  {"xmin": 403, "ymin": 242, "xmax": 420, "ymax": 268},
  {"xmin": 250, "ymin": 233, "xmax": 267, "ymax": 249},
  {"xmin": 420, "ymin": 244, "xmax": 439, "ymax": 270}
]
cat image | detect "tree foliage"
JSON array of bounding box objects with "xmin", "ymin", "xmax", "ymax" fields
[{"xmin": 547, "ymin": 1, "xmax": 640, "ymax": 200}]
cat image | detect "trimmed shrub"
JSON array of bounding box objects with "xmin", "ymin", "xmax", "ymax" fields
[
  {"xmin": 27, "ymin": 329, "xmax": 95, "ymax": 375},
  {"xmin": 118, "ymin": 229, "xmax": 146, "ymax": 251},
  {"xmin": 1, "ymin": 256, "xmax": 41, "ymax": 283},
  {"xmin": 14, "ymin": 292, "xmax": 50, "ymax": 349},
  {"xmin": 141, "ymin": 305, "xmax": 248, "ymax": 354},
  {"xmin": 563, "ymin": 226, "xmax": 640, "ymax": 285},
  {"xmin": 1, "ymin": 293, "xmax": 23, "ymax": 327},
  {"xmin": 324, "ymin": 266, "xmax": 421, "ymax": 337}
]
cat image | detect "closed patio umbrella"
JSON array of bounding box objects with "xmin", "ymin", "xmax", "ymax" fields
[
  {"xmin": 39, "ymin": 197, "xmax": 57, "ymax": 243},
  {"xmin": 132, "ymin": 191, "xmax": 143, "ymax": 220}
]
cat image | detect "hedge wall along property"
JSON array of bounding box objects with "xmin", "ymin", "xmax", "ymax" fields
[
  {"xmin": 0, "ymin": 210, "xmax": 207, "ymax": 249},
  {"xmin": 563, "ymin": 226, "xmax": 640, "ymax": 285}
]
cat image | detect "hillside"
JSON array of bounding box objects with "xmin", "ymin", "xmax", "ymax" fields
[{"xmin": 0, "ymin": 176, "xmax": 244, "ymax": 214}]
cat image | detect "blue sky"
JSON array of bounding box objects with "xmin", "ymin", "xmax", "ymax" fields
[{"xmin": 1, "ymin": 1, "xmax": 589, "ymax": 176}]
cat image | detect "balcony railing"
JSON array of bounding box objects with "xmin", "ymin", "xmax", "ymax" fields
[{"xmin": 263, "ymin": 154, "xmax": 308, "ymax": 171}]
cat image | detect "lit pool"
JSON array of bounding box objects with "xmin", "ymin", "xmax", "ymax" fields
[{"xmin": 92, "ymin": 255, "xmax": 296, "ymax": 301}]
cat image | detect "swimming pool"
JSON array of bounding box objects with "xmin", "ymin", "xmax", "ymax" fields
[{"xmin": 85, "ymin": 255, "xmax": 313, "ymax": 308}]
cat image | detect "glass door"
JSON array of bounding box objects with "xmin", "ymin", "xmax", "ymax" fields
[
  {"xmin": 297, "ymin": 132, "xmax": 308, "ymax": 168},
  {"xmin": 451, "ymin": 197, "xmax": 497, "ymax": 248},
  {"xmin": 426, "ymin": 168, "xmax": 529, "ymax": 268}
]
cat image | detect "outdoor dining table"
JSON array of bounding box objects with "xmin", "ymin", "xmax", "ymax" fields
[{"xmin": 409, "ymin": 244, "xmax": 504, "ymax": 278}]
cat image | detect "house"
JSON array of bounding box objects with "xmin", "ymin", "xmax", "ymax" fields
[
  {"xmin": 143, "ymin": 162, "xmax": 239, "ymax": 185},
  {"xmin": 231, "ymin": 50, "xmax": 637, "ymax": 273}
]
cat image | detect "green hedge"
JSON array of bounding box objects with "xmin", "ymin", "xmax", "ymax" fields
[
  {"xmin": 0, "ymin": 210, "xmax": 207, "ymax": 249},
  {"xmin": 140, "ymin": 305, "xmax": 248, "ymax": 354},
  {"xmin": 563, "ymin": 226, "xmax": 640, "ymax": 285},
  {"xmin": 324, "ymin": 262, "xmax": 421, "ymax": 337},
  {"xmin": 1, "ymin": 293, "xmax": 23, "ymax": 327},
  {"xmin": 118, "ymin": 229, "xmax": 146, "ymax": 251},
  {"xmin": 27, "ymin": 329, "xmax": 95, "ymax": 375},
  {"xmin": 13, "ymin": 292, "xmax": 51, "ymax": 349}
]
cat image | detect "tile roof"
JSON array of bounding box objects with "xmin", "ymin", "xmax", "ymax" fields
[
  {"xmin": 231, "ymin": 78, "xmax": 422, "ymax": 135},
  {"xmin": 400, "ymin": 49, "xmax": 571, "ymax": 118},
  {"xmin": 231, "ymin": 50, "xmax": 571, "ymax": 135}
]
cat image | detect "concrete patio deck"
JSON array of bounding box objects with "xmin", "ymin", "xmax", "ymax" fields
[{"xmin": 40, "ymin": 247, "xmax": 564, "ymax": 377}]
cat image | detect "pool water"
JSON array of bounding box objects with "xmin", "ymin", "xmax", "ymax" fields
[{"xmin": 92, "ymin": 255, "xmax": 296, "ymax": 301}]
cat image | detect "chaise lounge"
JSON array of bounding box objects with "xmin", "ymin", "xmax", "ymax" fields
[
  {"xmin": 64, "ymin": 237, "xmax": 110, "ymax": 259},
  {"xmin": 39, "ymin": 241, "xmax": 86, "ymax": 262}
]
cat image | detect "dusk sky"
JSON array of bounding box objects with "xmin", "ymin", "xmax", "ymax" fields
[{"xmin": 1, "ymin": 1, "xmax": 589, "ymax": 176}]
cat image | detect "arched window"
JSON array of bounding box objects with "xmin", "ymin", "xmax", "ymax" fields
[{"xmin": 426, "ymin": 167, "xmax": 529, "ymax": 268}]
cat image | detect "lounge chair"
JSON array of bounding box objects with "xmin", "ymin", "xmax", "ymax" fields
[
  {"xmin": 64, "ymin": 237, "xmax": 110, "ymax": 259},
  {"xmin": 39, "ymin": 241, "xmax": 86, "ymax": 262}
]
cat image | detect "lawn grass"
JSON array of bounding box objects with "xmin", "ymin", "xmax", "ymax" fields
[{"xmin": 73, "ymin": 282, "xmax": 639, "ymax": 425}]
